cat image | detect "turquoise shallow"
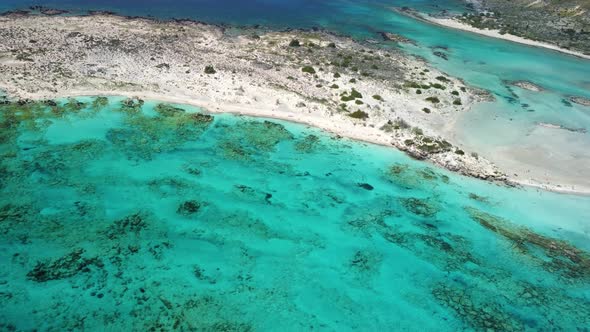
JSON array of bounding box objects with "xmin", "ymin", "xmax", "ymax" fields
[{"xmin": 1, "ymin": 97, "xmax": 589, "ymax": 330}]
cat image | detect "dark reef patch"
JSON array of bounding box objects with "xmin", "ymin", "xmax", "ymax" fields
[{"xmin": 27, "ymin": 248, "xmax": 103, "ymax": 282}]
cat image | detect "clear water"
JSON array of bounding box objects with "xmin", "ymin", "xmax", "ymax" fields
[
  {"xmin": 1, "ymin": 97, "xmax": 589, "ymax": 330},
  {"xmin": 2, "ymin": 0, "xmax": 590, "ymax": 180}
]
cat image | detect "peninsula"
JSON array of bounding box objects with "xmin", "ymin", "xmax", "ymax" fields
[{"xmin": 0, "ymin": 13, "xmax": 505, "ymax": 183}]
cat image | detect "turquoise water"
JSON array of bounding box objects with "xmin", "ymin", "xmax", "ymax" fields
[{"xmin": 1, "ymin": 97, "xmax": 589, "ymax": 330}]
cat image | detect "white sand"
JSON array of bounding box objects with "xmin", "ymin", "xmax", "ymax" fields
[{"xmin": 424, "ymin": 16, "xmax": 590, "ymax": 60}]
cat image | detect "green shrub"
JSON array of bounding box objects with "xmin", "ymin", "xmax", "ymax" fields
[
  {"xmin": 289, "ymin": 39, "xmax": 301, "ymax": 47},
  {"xmin": 412, "ymin": 127, "xmax": 423, "ymax": 136},
  {"xmin": 349, "ymin": 78, "xmax": 357, "ymax": 83},
  {"xmin": 435, "ymin": 76, "xmax": 450, "ymax": 82},
  {"xmin": 327, "ymin": 42, "xmax": 336, "ymax": 48},
  {"xmin": 204, "ymin": 65, "xmax": 216, "ymax": 74},
  {"xmin": 451, "ymin": 90, "xmax": 459, "ymax": 96},
  {"xmin": 341, "ymin": 88, "xmax": 363, "ymax": 102},
  {"xmin": 355, "ymin": 100, "xmax": 364, "ymax": 105},
  {"xmin": 416, "ymin": 89, "xmax": 422, "ymax": 94},
  {"xmin": 455, "ymin": 149, "xmax": 465, "ymax": 155},
  {"xmin": 426, "ymin": 97, "xmax": 440, "ymax": 103},
  {"xmin": 404, "ymin": 82, "xmax": 421, "ymax": 89},
  {"xmin": 330, "ymin": 84, "xmax": 339, "ymax": 89},
  {"xmin": 372, "ymin": 95, "xmax": 383, "ymax": 101},
  {"xmin": 422, "ymin": 107, "xmax": 431, "ymax": 113},
  {"xmin": 350, "ymin": 88, "xmax": 362, "ymax": 99},
  {"xmin": 334, "ymin": 72, "xmax": 341, "ymax": 78},
  {"xmin": 431, "ymin": 83, "xmax": 446, "ymax": 90},
  {"xmin": 348, "ymin": 110, "xmax": 369, "ymax": 119},
  {"xmin": 453, "ymin": 99, "xmax": 462, "ymax": 105},
  {"xmin": 302, "ymin": 66, "xmax": 316, "ymax": 74}
]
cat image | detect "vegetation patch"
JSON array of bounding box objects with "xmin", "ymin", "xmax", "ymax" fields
[
  {"xmin": 301, "ymin": 66, "xmax": 316, "ymax": 74},
  {"xmin": 348, "ymin": 110, "xmax": 369, "ymax": 120},
  {"xmin": 204, "ymin": 65, "xmax": 216, "ymax": 74}
]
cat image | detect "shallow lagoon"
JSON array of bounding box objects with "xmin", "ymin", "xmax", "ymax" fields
[{"xmin": 1, "ymin": 97, "xmax": 589, "ymax": 330}]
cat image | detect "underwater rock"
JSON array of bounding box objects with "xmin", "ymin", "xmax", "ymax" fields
[
  {"xmin": 465, "ymin": 207, "xmax": 590, "ymax": 281},
  {"xmin": 357, "ymin": 183, "xmax": 374, "ymax": 191},
  {"xmin": 378, "ymin": 32, "xmax": 417, "ymax": 45},
  {"xmin": 91, "ymin": 96, "xmax": 109, "ymax": 109},
  {"xmin": 105, "ymin": 213, "xmax": 147, "ymax": 240},
  {"xmin": 569, "ymin": 96, "xmax": 590, "ymax": 107},
  {"xmin": 383, "ymin": 230, "xmax": 476, "ymax": 270},
  {"xmin": 193, "ymin": 264, "xmax": 216, "ymax": 284},
  {"xmin": 63, "ymin": 98, "xmax": 87, "ymax": 112},
  {"xmin": 294, "ymin": 134, "xmax": 320, "ymax": 153},
  {"xmin": 27, "ymin": 248, "xmax": 103, "ymax": 282},
  {"xmin": 507, "ymin": 80, "xmax": 544, "ymax": 92},
  {"xmin": 188, "ymin": 112, "xmax": 214, "ymax": 124},
  {"xmin": 349, "ymin": 250, "xmax": 382, "ymax": 272},
  {"xmin": 177, "ymin": 200, "xmax": 201, "ymax": 215},
  {"xmin": 183, "ymin": 165, "xmax": 201, "ymax": 176},
  {"xmin": 384, "ymin": 163, "xmax": 448, "ymax": 190},
  {"xmin": 537, "ymin": 122, "xmax": 587, "ymax": 134},
  {"xmin": 468, "ymin": 193, "xmax": 489, "ymax": 203},
  {"xmin": 233, "ymin": 185, "xmax": 274, "ymax": 204},
  {"xmin": 119, "ymin": 97, "xmax": 144, "ymax": 113},
  {"xmin": 433, "ymin": 51, "xmax": 448, "ymax": 60},
  {"xmin": 234, "ymin": 120, "xmax": 294, "ymax": 151},
  {"xmin": 42, "ymin": 99, "xmax": 57, "ymax": 106},
  {"xmin": 0, "ymin": 203, "xmax": 33, "ymax": 223},
  {"xmin": 401, "ymin": 197, "xmax": 439, "ymax": 218},
  {"xmin": 432, "ymin": 283, "xmax": 524, "ymax": 331},
  {"xmin": 154, "ymin": 103, "xmax": 186, "ymax": 117},
  {"xmin": 107, "ymin": 106, "xmax": 214, "ymax": 160},
  {"xmin": 219, "ymin": 141, "xmax": 251, "ymax": 160}
]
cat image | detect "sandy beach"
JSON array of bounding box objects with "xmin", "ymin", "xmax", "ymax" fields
[{"xmin": 423, "ymin": 16, "xmax": 590, "ymax": 60}]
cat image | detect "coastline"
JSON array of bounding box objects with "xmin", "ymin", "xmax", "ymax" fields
[
  {"xmin": 1, "ymin": 13, "xmax": 589, "ymax": 195},
  {"xmin": 421, "ymin": 15, "xmax": 590, "ymax": 61},
  {"xmin": 7, "ymin": 88, "xmax": 590, "ymax": 196}
]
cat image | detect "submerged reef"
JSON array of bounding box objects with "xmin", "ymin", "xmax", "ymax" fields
[
  {"xmin": 107, "ymin": 101, "xmax": 215, "ymax": 160},
  {"xmin": 466, "ymin": 207, "xmax": 590, "ymax": 282},
  {"xmin": 432, "ymin": 283, "xmax": 524, "ymax": 331},
  {"xmin": 383, "ymin": 162, "xmax": 449, "ymax": 190},
  {"xmin": 27, "ymin": 249, "xmax": 103, "ymax": 282},
  {"xmin": 215, "ymin": 120, "xmax": 294, "ymax": 160},
  {"xmin": 0, "ymin": 97, "xmax": 589, "ymax": 330}
]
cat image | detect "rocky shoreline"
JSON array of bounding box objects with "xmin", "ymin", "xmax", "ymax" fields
[{"xmin": 0, "ymin": 11, "xmax": 552, "ymax": 190}]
